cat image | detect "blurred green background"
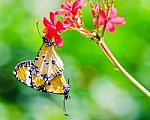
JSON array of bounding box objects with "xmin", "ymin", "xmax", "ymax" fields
[{"xmin": 0, "ymin": 0, "xmax": 150, "ymax": 120}]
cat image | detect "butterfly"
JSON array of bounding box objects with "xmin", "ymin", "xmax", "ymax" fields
[{"xmin": 13, "ymin": 37, "xmax": 70, "ymax": 107}]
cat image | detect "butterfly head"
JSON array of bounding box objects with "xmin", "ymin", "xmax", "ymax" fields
[
  {"xmin": 42, "ymin": 37, "xmax": 54, "ymax": 46},
  {"xmin": 63, "ymin": 84, "xmax": 70, "ymax": 100}
]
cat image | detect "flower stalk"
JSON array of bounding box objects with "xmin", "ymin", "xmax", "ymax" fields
[
  {"xmin": 91, "ymin": 0, "xmax": 150, "ymax": 98},
  {"xmin": 96, "ymin": 38, "xmax": 150, "ymax": 98}
]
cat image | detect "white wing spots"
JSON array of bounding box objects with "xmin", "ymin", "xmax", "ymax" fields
[
  {"xmin": 25, "ymin": 70, "xmax": 32, "ymax": 86},
  {"xmin": 13, "ymin": 71, "xmax": 16, "ymax": 76},
  {"xmin": 27, "ymin": 66, "xmax": 31, "ymax": 70}
]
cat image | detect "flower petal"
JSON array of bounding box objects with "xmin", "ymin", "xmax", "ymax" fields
[
  {"xmin": 74, "ymin": 0, "xmax": 84, "ymax": 7},
  {"xmin": 49, "ymin": 29, "xmax": 56, "ymax": 37},
  {"xmin": 61, "ymin": 2, "xmax": 72, "ymax": 10},
  {"xmin": 92, "ymin": 3, "xmax": 100, "ymax": 16},
  {"xmin": 100, "ymin": 10, "xmax": 106, "ymax": 19},
  {"xmin": 78, "ymin": 3, "xmax": 87, "ymax": 9},
  {"xmin": 50, "ymin": 12, "xmax": 56, "ymax": 26},
  {"xmin": 93, "ymin": 18, "xmax": 97, "ymax": 25},
  {"xmin": 109, "ymin": 8, "xmax": 117, "ymax": 18},
  {"xmin": 56, "ymin": 21, "xmax": 65, "ymax": 32},
  {"xmin": 54, "ymin": 34, "xmax": 63, "ymax": 47},
  {"xmin": 45, "ymin": 28, "xmax": 57, "ymax": 40},
  {"xmin": 55, "ymin": 9, "xmax": 64, "ymax": 15},
  {"xmin": 110, "ymin": 17, "xmax": 126, "ymax": 25},
  {"xmin": 99, "ymin": 18, "xmax": 105, "ymax": 26},
  {"xmin": 93, "ymin": 17, "xmax": 105, "ymax": 26},
  {"xmin": 73, "ymin": 0, "xmax": 86, "ymax": 14},
  {"xmin": 43, "ymin": 17, "xmax": 53, "ymax": 28},
  {"xmin": 106, "ymin": 22, "xmax": 115, "ymax": 32},
  {"xmin": 45, "ymin": 32, "xmax": 53, "ymax": 40},
  {"xmin": 64, "ymin": 19, "xmax": 73, "ymax": 27}
]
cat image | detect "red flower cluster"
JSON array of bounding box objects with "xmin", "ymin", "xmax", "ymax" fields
[
  {"xmin": 43, "ymin": 12, "xmax": 65, "ymax": 47},
  {"xmin": 43, "ymin": 0, "xmax": 86, "ymax": 47},
  {"xmin": 55, "ymin": 0, "xmax": 86, "ymax": 28},
  {"xmin": 92, "ymin": 4, "xmax": 126, "ymax": 32},
  {"xmin": 42, "ymin": 0, "xmax": 126, "ymax": 47}
]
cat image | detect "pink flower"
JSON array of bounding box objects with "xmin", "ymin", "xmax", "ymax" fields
[
  {"xmin": 55, "ymin": 0, "xmax": 87, "ymax": 27},
  {"xmin": 43, "ymin": 12, "xmax": 65, "ymax": 47},
  {"xmin": 92, "ymin": 3, "xmax": 102, "ymax": 18},
  {"xmin": 93, "ymin": 7, "xmax": 126, "ymax": 32},
  {"xmin": 61, "ymin": 0, "xmax": 86, "ymax": 16}
]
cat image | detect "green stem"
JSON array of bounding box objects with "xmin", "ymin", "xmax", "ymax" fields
[{"xmin": 97, "ymin": 40, "xmax": 150, "ymax": 98}]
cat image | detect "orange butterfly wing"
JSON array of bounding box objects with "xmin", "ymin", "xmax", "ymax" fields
[
  {"xmin": 34, "ymin": 40, "xmax": 64, "ymax": 81},
  {"xmin": 13, "ymin": 37, "xmax": 69, "ymax": 95},
  {"xmin": 13, "ymin": 60, "xmax": 34, "ymax": 86},
  {"xmin": 13, "ymin": 60, "xmax": 68, "ymax": 94},
  {"xmin": 45, "ymin": 73, "xmax": 67, "ymax": 94}
]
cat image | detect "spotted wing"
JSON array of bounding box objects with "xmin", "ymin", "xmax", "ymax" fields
[
  {"xmin": 31, "ymin": 73, "xmax": 67, "ymax": 94},
  {"xmin": 13, "ymin": 60, "xmax": 66, "ymax": 94},
  {"xmin": 34, "ymin": 42, "xmax": 64, "ymax": 81},
  {"xmin": 13, "ymin": 60, "xmax": 34, "ymax": 87},
  {"xmin": 45, "ymin": 73, "xmax": 67, "ymax": 94}
]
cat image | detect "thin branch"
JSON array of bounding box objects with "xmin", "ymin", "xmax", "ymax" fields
[
  {"xmin": 77, "ymin": 24, "xmax": 150, "ymax": 97},
  {"xmin": 96, "ymin": 39, "xmax": 150, "ymax": 98}
]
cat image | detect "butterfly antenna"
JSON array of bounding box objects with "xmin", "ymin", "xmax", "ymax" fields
[
  {"xmin": 63, "ymin": 97, "xmax": 69, "ymax": 116},
  {"xmin": 36, "ymin": 21, "xmax": 42, "ymax": 38}
]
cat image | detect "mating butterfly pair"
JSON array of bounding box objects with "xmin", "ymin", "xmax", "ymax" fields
[{"xmin": 13, "ymin": 37, "xmax": 70, "ymax": 114}]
